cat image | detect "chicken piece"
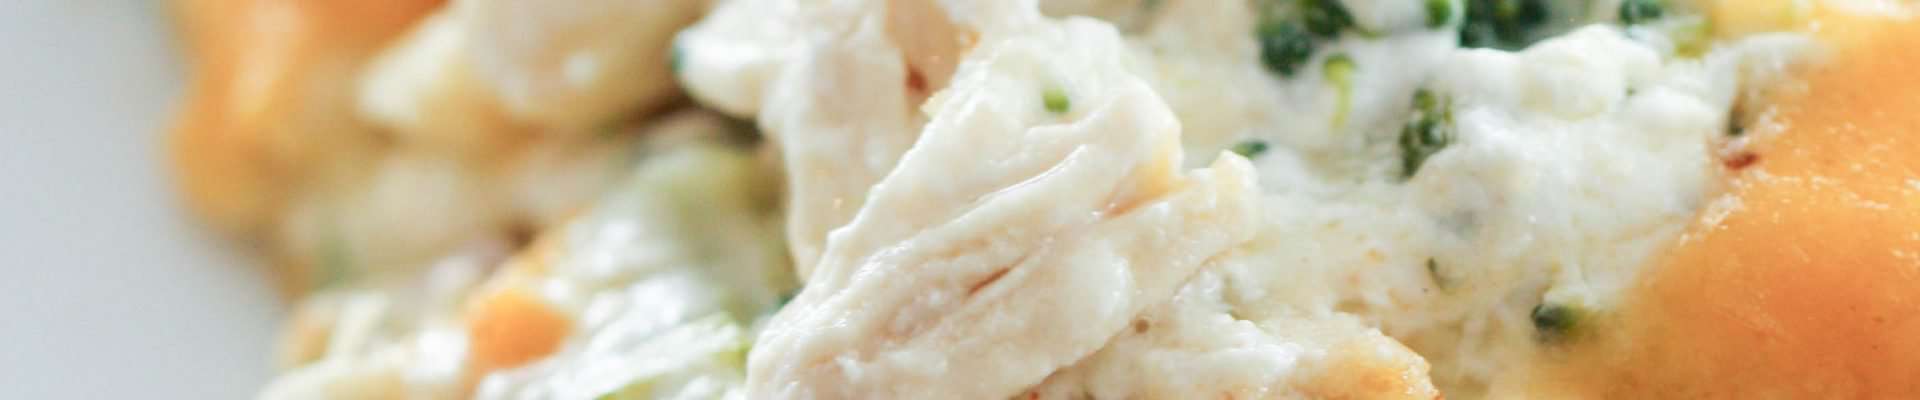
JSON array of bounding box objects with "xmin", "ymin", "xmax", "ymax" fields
[
  {"xmin": 675, "ymin": 0, "xmax": 976, "ymax": 280},
  {"xmin": 1025, "ymin": 271, "xmax": 1439, "ymax": 399},
  {"xmin": 461, "ymin": 0, "xmax": 704, "ymax": 129},
  {"xmin": 745, "ymin": 15, "xmax": 1261, "ymax": 399},
  {"xmin": 358, "ymin": 0, "xmax": 708, "ymax": 153}
]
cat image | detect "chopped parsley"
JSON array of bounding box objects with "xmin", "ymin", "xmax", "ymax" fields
[
  {"xmin": 1618, "ymin": 0, "xmax": 1665, "ymax": 25},
  {"xmin": 1323, "ymin": 54, "xmax": 1356, "ymax": 129},
  {"xmin": 1257, "ymin": 20, "xmax": 1317, "ymax": 78},
  {"xmin": 1229, "ymin": 139, "xmax": 1271, "ymax": 158},
  {"xmin": 1254, "ymin": 0, "xmax": 1357, "ymax": 79},
  {"xmin": 1530, "ymin": 302, "xmax": 1585, "ymax": 343},
  {"xmin": 1299, "ymin": 0, "xmax": 1357, "ymax": 37},
  {"xmin": 1426, "ymin": 259, "xmax": 1453, "ymax": 290},
  {"xmin": 1727, "ymin": 99, "xmax": 1749, "ymax": 137},
  {"xmin": 1459, "ymin": 0, "xmax": 1551, "ymax": 50},
  {"xmin": 1399, "ymin": 89, "xmax": 1454, "ymax": 179},
  {"xmin": 1426, "ymin": 0, "xmax": 1454, "ymax": 28},
  {"xmin": 1042, "ymin": 87, "xmax": 1071, "ymax": 114}
]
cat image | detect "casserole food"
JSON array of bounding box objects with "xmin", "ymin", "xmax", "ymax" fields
[{"xmin": 168, "ymin": 0, "xmax": 1920, "ymax": 398}]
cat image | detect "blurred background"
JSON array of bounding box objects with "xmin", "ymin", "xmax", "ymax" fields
[{"xmin": 0, "ymin": 1, "xmax": 280, "ymax": 398}]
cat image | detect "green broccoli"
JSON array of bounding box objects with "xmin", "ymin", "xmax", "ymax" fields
[
  {"xmin": 1531, "ymin": 302, "xmax": 1586, "ymax": 343},
  {"xmin": 1258, "ymin": 20, "xmax": 1318, "ymax": 78},
  {"xmin": 1230, "ymin": 139, "xmax": 1271, "ymax": 158},
  {"xmin": 1426, "ymin": 0, "xmax": 1454, "ymax": 28},
  {"xmin": 1399, "ymin": 89, "xmax": 1454, "ymax": 178},
  {"xmin": 1459, "ymin": 0, "xmax": 1551, "ymax": 50},
  {"xmin": 1254, "ymin": 0, "xmax": 1358, "ymax": 78}
]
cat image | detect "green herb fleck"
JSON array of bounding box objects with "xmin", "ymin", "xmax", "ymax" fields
[
  {"xmin": 1323, "ymin": 54, "xmax": 1356, "ymax": 129},
  {"xmin": 1618, "ymin": 0, "xmax": 1665, "ymax": 25},
  {"xmin": 1399, "ymin": 89, "xmax": 1454, "ymax": 179},
  {"xmin": 1426, "ymin": 258, "xmax": 1452, "ymax": 290},
  {"xmin": 1426, "ymin": 0, "xmax": 1454, "ymax": 28},
  {"xmin": 1229, "ymin": 140, "xmax": 1271, "ymax": 158},
  {"xmin": 1459, "ymin": 0, "xmax": 1551, "ymax": 50},
  {"xmin": 1299, "ymin": 0, "xmax": 1357, "ymax": 37},
  {"xmin": 1531, "ymin": 302, "xmax": 1585, "ymax": 343},
  {"xmin": 1043, "ymin": 87, "xmax": 1071, "ymax": 114},
  {"xmin": 1669, "ymin": 16, "xmax": 1713, "ymax": 57},
  {"xmin": 1253, "ymin": 0, "xmax": 1363, "ymax": 79},
  {"xmin": 1257, "ymin": 20, "xmax": 1317, "ymax": 78}
]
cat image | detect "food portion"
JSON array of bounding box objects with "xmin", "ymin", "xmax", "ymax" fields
[
  {"xmin": 170, "ymin": 0, "xmax": 697, "ymax": 294},
  {"xmin": 673, "ymin": 0, "xmax": 949, "ymax": 278},
  {"xmin": 742, "ymin": 11, "xmax": 1261, "ymax": 397},
  {"xmin": 162, "ymin": 0, "xmax": 1920, "ymax": 398}
]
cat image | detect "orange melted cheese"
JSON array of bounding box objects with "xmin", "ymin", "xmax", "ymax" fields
[
  {"xmin": 466, "ymin": 286, "xmax": 573, "ymax": 372},
  {"xmin": 1538, "ymin": 13, "xmax": 1920, "ymax": 399}
]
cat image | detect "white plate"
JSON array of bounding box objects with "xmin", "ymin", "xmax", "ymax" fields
[{"xmin": 0, "ymin": 1, "xmax": 280, "ymax": 398}]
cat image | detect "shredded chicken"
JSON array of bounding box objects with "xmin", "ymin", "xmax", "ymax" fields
[
  {"xmin": 360, "ymin": 0, "xmax": 708, "ymax": 148},
  {"xmin": 1025, "ymin": 271, "xmax": 1440, "ymax": 399},
  {"xmin": 744, "ymin": 12, "xmax": 1261, "ymax": 399},
  {"xmin": 675, "ymin": 0, "xmax": 982, "ymax": 280}
]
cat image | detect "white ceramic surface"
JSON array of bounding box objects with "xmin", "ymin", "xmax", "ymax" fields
[{"xmin": 0, "ymin": 1, "xmax": 281, "ymax": 398}]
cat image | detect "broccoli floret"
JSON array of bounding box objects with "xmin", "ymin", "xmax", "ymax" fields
[
  {"xmin": 1399, "ymin": 89, "xmax": 1454, "ymax": 178},
  {"xmin": 1459, "ymin": 0, "xmax": 1551, "ymax": 50},
  {"xmin": 1258, "ymin": 20, "xmax": 1318, "ymax": 78},
  {"xmin": 1426, "ymin": 0, "xmax": 1454, "ymax": 28},
  {"xmin": 1254, "ymin": 0, "xmax": 1359, "ymax": 78}
]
